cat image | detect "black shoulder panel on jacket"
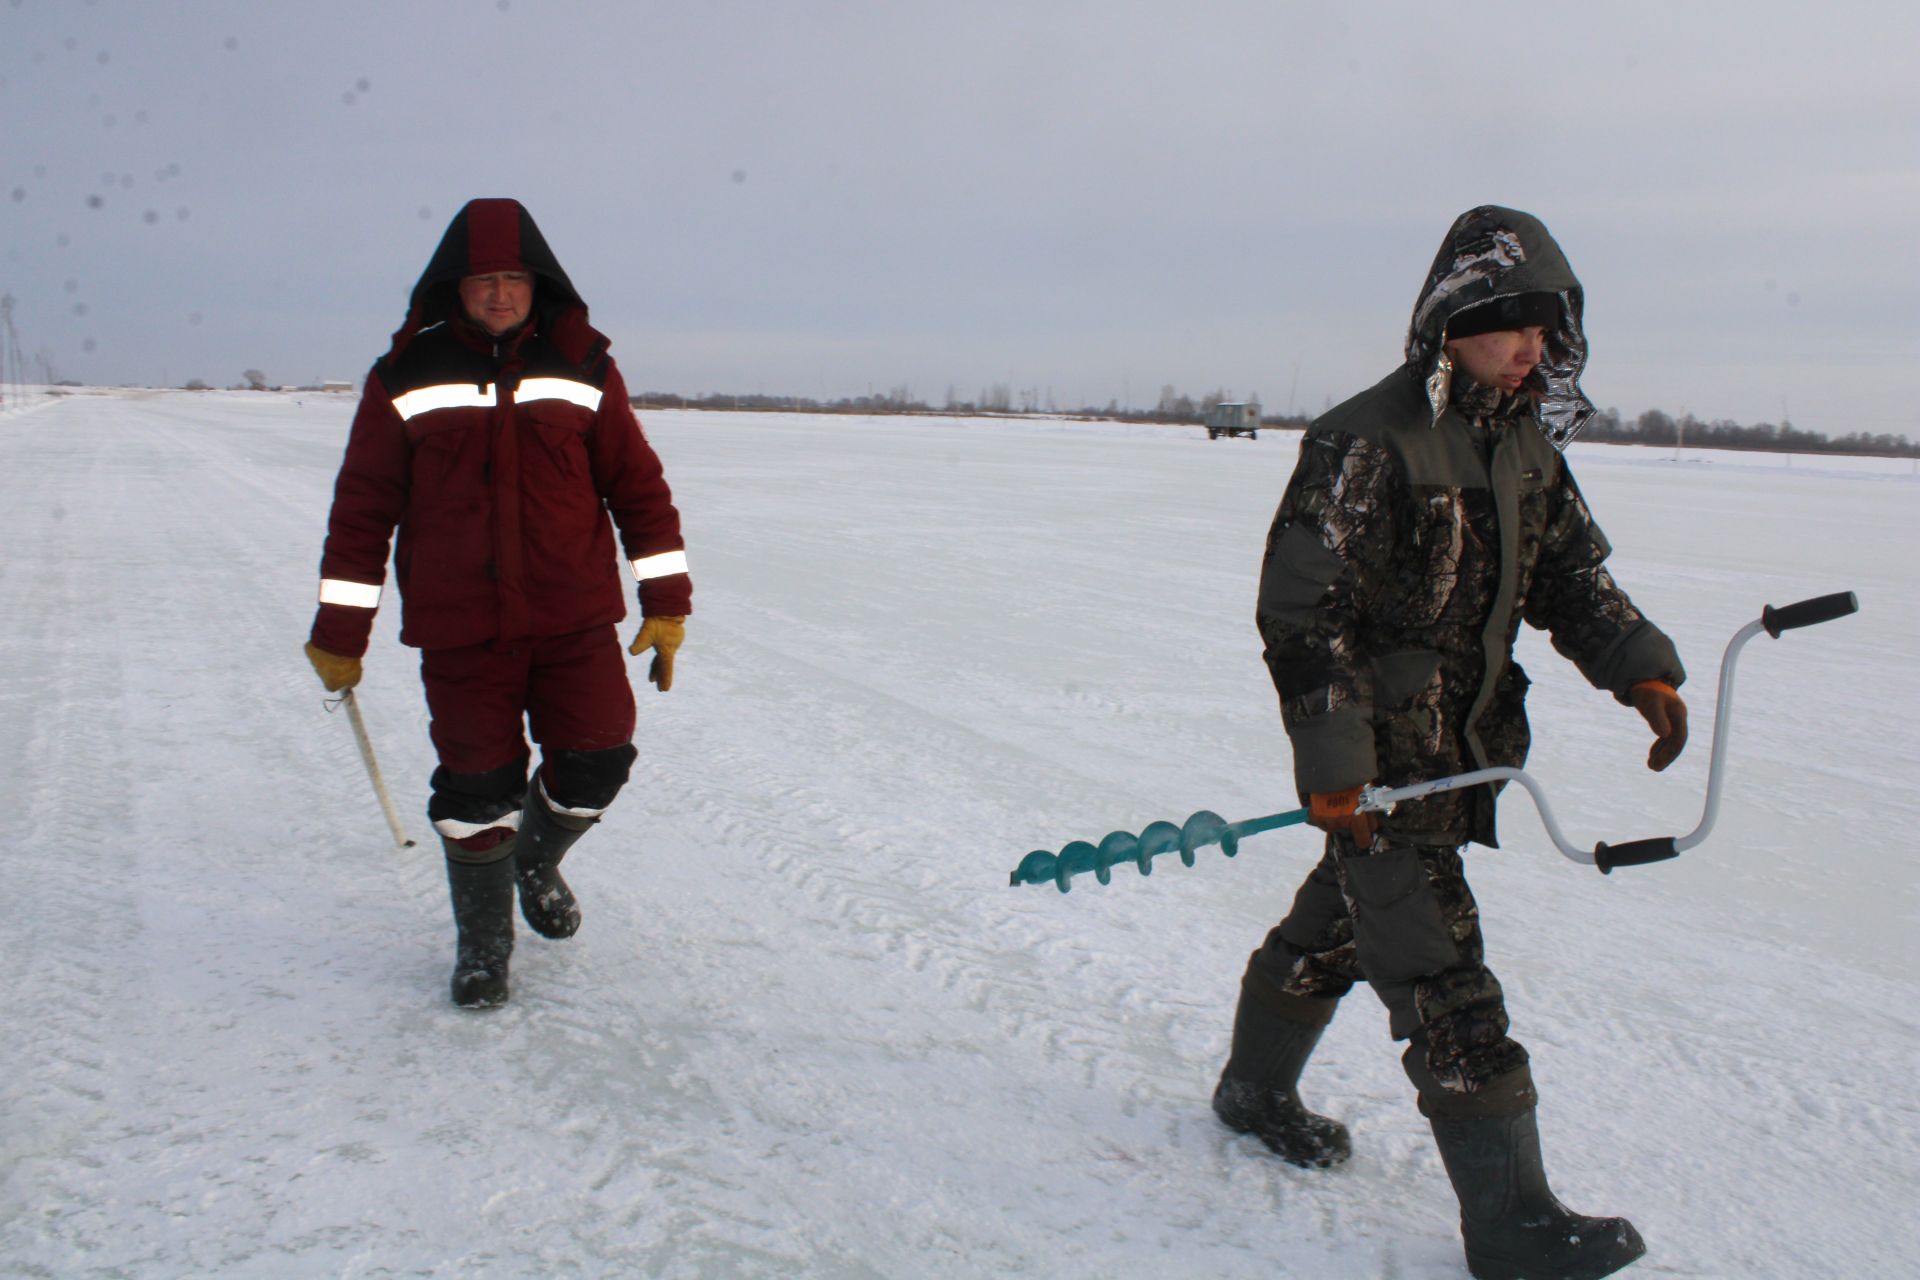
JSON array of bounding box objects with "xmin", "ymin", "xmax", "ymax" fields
[
  {"xmin": 374, "ymin": 325, "xmax": 610, "ymax": 398},
  {"xmin": 1312, "ymin": 365, "xmax": 1428, "ymax": 445},
  {"xmin": 518, "ymin": 338, "xmax": 609, "ymax": 390},
  {"xmin": 376, "ymin": 326, "xmax": 490, "ymax": 397}
]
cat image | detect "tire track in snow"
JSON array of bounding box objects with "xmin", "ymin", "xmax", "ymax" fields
[{"xmin": 0, "ymin": 396, "xmax": 159, "ymax": 1268}]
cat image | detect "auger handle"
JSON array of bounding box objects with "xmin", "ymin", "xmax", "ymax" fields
[
  {"xmin": 1761, "ymin": 591, "xmax": 1857, "ymax": 638},
  {"xmin": 1593, "ymin": 837, "xmax": 1679, "ymax": 875}
]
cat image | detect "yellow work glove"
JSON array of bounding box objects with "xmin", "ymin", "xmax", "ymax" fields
[
  {"xmin": 1629, "ymin": 680, "xmax": 1688, "ymax": 771},
  {"xmin": 304, "ymin": 641, "xmax": 362, "ymax": 692},
  {"xmin": 628, "ymin": 615, "xmax": 686, "ymax": 692}
]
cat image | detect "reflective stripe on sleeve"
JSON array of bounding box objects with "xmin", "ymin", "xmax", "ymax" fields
[
  {"xmin": 318, "ymin": 578, "xmax": 383, "ymax": 608},
  {"xmin": 391, "ymin": 383, "xmax": 497, "ymax": 420},
  {"xmin": 514, "ymin": 377, "xmax": 603, "ymax": 412},
  {"xmin": 630, "ymin": 549, "xmax": 690, "ymax": 581}
]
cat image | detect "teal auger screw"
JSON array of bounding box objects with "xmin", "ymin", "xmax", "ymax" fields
[
  {"xmin": 1008, "ymin": 806, "xmax": 1313, "ymax": 893},
  {"xmin": 1009, "ymin": 592, "xmax": 1861, "ymax": 891}
]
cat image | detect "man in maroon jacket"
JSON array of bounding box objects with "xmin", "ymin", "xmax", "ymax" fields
[{"xmin": 304, "ymin": 198, "xmax": 692, "ymax": 1009}]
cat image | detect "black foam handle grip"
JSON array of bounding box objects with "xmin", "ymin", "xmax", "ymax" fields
[
  {"xmin": 1761, "ymin": 591, "xmax": 1858, "ymax": 638},
  {"xmin": 1593, "ymin": 837, "xmax": 1680, "ymax": 874}
]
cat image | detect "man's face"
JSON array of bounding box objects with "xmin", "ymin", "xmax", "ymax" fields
[
  {"xmin": 459, "ymin": 271, "xmax": 533, "ymax": 336},
  {"xmin": 1445, "ymin": 326, "xmax": 1547, "ymax": 395}
]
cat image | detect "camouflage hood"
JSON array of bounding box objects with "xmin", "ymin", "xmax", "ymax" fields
[{"xmin": 1405, "ymin": 206, "xmax": 1595, "ymax": 446}]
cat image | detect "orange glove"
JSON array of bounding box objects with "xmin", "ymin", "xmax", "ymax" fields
[
  {"xmin": 304, "ymin": 641, "xmax": 362, "ymax": 692},
  {"xmin": 1308, "ymin": 786, "xmax": 1378, "ymax": 848},
  {"xmin": 627, "ymin": 615, "xmax": 686, "ymax": 692},
  {"xmin": 1630, "ymin": 680, "xmax": 1688, "ymax": 771}
]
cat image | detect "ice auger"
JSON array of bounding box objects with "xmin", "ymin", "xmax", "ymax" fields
[{"xmin": 1008, "ymin": 591, "xmax": 1858, "ymax": 893}]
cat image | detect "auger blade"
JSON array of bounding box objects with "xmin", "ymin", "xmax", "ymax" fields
[
  {"xmin": 1055, "ymin": 840, "xmax": 1099, "ymax": 893},
  {"xmin": 1178, "ymin": 811, "xmax": 1229, "ymax": 866},
  {"xmin": 1134, "ymin": 820, "xmax": 1182, "ymax": 873},
  {"xmin": 1010, "ymin": 849, "xmax": 1060, "ymax": 889},
  {"xmin": 1094, "ymin": 831, "xmax": 1138, "ymax": 884},
  {"xmin": 1009, "ymin": 805, "xmax": 1314, "ymax": 892}
]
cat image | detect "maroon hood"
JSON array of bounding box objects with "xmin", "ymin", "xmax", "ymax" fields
[{"xmin": 384, "ymin": 198, "xmax": 604, "ymax": 365}]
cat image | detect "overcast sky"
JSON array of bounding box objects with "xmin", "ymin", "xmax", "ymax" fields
[{"xmin": 5, "ymin": 1, "xmax": 1916, "ymax": 437}]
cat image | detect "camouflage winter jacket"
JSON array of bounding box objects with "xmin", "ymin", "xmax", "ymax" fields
[{"xmin": 1256, "ymin": 207, "xmax": 1685, "ymax": 847}]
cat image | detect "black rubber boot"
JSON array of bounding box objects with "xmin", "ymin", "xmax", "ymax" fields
[
  {"xmin": 1212, "ymin": 985, "xmax": 1351, "ymax": 1168},
  {"xmin": 444, "ymin": 847, "xmax": 516, "ymax": 1009},
  {"xmin": 1426, "ymin": 1074, "xmax": 1646, "ymax": 1280},
  {"xmin": 515, "ymin": 786, "xmax": 593, "ymax": 939}
]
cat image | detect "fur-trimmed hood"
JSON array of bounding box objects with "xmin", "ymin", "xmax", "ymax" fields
[{"xmin": 1404, "ymin": 206, "xmax": 1595, "ymax": 446}]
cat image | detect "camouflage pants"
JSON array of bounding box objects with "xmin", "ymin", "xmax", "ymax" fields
[{"xmin": 1247, "ymin": 835, "xmax": 1529, "ymax": 1102}]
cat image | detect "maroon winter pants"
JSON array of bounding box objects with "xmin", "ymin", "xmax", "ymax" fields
[{"xmin": 418, "ymin": 625, "xmax": 637, "ymax": 849}]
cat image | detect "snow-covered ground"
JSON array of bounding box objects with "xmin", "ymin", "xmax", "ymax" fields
[{"xmin": 2, "ymin": 390, "xmax": 1915, "ymax": 1278}]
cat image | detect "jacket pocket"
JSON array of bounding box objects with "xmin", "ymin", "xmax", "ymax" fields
[
  {"xmin": 1341, "ymin": 847, "xmax": 1459, "ymax": 983},
  {"xmin": 1258, "ymin": 523, "xmax": 1347, "ymax": 622},
  {"xmin": 524, "ymin": 403, "xmax": 591, "ymax": 484},
  {"xmin": 407, "ymin": 420, "xmax": 476, "ymax": 492},
  {"xmin": 1370, "ymin": 649, "xmax": 1441, "ymax": 710}
]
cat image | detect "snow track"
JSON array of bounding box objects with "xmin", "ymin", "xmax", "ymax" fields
[{"xmin": 0, "ymin": 393, "xmax": 1913, "ymax": 1277}]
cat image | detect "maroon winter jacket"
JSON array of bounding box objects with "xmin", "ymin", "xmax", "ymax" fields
[{"xmin": 311, "ymin": 199, "xmax": 691, "ymax": 657}]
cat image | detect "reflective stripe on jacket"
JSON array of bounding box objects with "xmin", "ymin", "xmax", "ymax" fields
[{"xmin": 312, "ymin": 323, "xmax": 689, "ymax": 655}]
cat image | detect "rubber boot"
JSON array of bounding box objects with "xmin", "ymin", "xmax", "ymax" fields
[
  {"xmin": 1425, "ymin": 1071, "xmax": 1646, "ymax": 1280},
  {"xmin": 444, "ymin": 846, "xmax": 516, "ymax": 1009},
  {"xmin": 1212, "ymin": 984, "xmax": 1351, "ymax": 1168},
  {"xmin": 515, "ymin": 785, "xmax": 593, "ymax": 939}
]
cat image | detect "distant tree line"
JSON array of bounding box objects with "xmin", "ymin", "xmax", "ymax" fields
[
  {"xmin": 631, "ymin": 387, "xmax": 932, "ymax": 415},
  {"xmin": 635, "ymin": 383, "xmax": 1915, "ymax": 459},
  {"xmin": 628, "ymin": 383, "xmax": 1316, "ymax": 430},
  {"xmin": 1582, "ymin": 407, "xmax": 1919, "ymax": 458}
]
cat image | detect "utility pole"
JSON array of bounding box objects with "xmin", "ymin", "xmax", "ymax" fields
[{"xmin": 0, "ymin": 293, "xmax": 25, "ymax": 413}]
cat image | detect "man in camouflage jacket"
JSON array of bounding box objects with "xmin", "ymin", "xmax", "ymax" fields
[{"xmin": 1213, "ymin": 206, "xmax": 1688, "ymax": 1280}]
